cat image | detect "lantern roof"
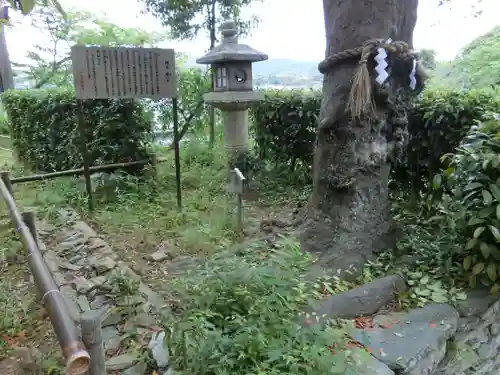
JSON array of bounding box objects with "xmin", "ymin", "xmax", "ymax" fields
[{"xmin": 196, "ymin": 20, "xmax": 268, "ymax": 65}]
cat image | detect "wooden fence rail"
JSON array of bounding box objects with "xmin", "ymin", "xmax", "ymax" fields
[{"xmin": 0, "ymin": 172, "xmax": 91, "ymax": 375}]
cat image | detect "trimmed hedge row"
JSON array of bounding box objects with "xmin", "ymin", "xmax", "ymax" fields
[
  {"xmin": 2, "ymin": 88, "xmax": 153, "ymax": 172},
  {"xmin": 251, "ymin": 89, "xmax": 319, "ymax": 173},
  {"xmin": 402, "ymin": 89, "xmax": 500, "ymax": 191},
  {"xmin": 251, "ymin": 88, "xmax": 500, "ymax": 191}
]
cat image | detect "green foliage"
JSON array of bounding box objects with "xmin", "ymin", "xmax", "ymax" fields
[
  {"xmin": 140, "ymin": 0, "xmax": 260, "ymax": 43},
  {"xmin": 433, "ymin": 26, "xmax": 500, "ymax": 90},
  {"xmin": 363, "ymin": 196, "xmax": 467, "ymax": 308},
  {"xmin": 0, "ymin": 102, "xmax": 8, "ymax": 135},
  {"xmin": 164, "ymin": 237, "xmax": 350, "ymax": 375},
  {"xmin": 398, "ymin": 89, "xmax": 500, "ymax": 192},
  {"xmin": 15, "ymin": 7, "xmax": 167, "ymax": 89},
  {"xmin": 153, "ymin": 65, "xmax": 211, "ymax": 141},
  {"xmin": 251, "ymin": 89, "xmax": 319, "ymax": 176},
  {"xmin": 416, "ymin": 49, "xmax": 437, "ymax": 71},
  {"xmin": 1, "ymin": 88, "xmax": 153, "ymax": 172},
  {"xmin": 252, "ymin": 88, "xmax": 500, "ymax": 192},
  {"xmin": 440, "ymin": 118, "xmax": 500, "ymax": 293}
]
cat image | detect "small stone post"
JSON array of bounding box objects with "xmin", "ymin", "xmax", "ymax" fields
[
  {"xmin": 80, "ymin": 310, "xmax": 106, "ymax": 375},
  {"xmin": 230, "ymin": 168, "xmax": 245, "ymax": 232}
]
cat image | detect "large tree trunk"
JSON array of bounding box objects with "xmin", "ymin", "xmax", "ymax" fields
[{"xmin": 299, "ymin": 0, "xmax": 419, "ymax": 276}]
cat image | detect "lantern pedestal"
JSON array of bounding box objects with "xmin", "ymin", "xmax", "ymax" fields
[{"xmin": 223, "ymin": 109, "xmax": 249, "ymax": 157}]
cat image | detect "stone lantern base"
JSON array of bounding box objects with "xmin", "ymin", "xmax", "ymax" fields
[
  {"xmin": 223, "ymin": 110, "xmax": 251, "ymax": 192},
  {"xmin": 203, "ymin": 91, "xmax": 263, "ymax": 181}
]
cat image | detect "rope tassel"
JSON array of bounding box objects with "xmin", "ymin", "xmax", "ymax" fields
[
  {"xmin": 318, "ymin": 38, "xmax": 420, "ymax": 121},
  {"xmin": 347, "ymin": 44, "xmax": 377, "ymax": 120}
]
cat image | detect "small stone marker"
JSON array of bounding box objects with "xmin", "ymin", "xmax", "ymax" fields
[{"xmin": 229, "ymin": 167, "xmax": 245, "ymax": 231}]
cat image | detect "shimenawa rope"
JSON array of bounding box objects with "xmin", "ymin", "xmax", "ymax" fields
[{"xmin": 318, "ymin": 39, "xmax": 416, "ymax": 119}]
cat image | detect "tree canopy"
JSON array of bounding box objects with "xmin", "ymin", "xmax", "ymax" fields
[
  {"xmin": 431, "ymin": 26, "xmax": 500, "ymax": 90},
  {"xmin": 13, "ymin": 6, "xmax": 168, "ymax": 89},
  {"xmin": 139, "ymin": 0, "xmax": 260, "ymax": 45}
]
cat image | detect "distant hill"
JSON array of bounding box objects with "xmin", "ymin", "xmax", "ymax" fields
[
  {"xmin": 184, "ymin": 57, "xmax": 321, "ymax": 88},
  {"xmin": 185, "ymin": 57, "xmax": 320, "ymax": 78}
]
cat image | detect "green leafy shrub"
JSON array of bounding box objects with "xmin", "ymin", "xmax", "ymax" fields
[
  {"xmin": 251, "ymin": 89, "xmax": 319, "ymax": 176},
  {"xmin": 0, "ymin": 115, "xmax": 8, "ymax": 135},
  {"xmin": 165, "ymin": 238, "xmax": 350, "ymax": 375},
  {"xmin": 0, "ymin": 100, "xmax": 8, "ymax": 135},
  {"xmin": 251, "ymin": 88, "xmax": 500, "ymax": 192},
  {"xmin": 153, "ymin": 66, "xmax": 211, "ymax": 138},
  {"xmin": 1, "ymin": 88, "xmax": 153, "ymax": 172},
  {"xmin": 441, "ymin": 118, "xmax": 500, "ymax": 293},
  {"xmin": 398, "ymin": 89, "xmax": 500, "ymax": 193}
]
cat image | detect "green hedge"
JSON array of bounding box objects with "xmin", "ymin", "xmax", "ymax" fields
[
  {"xmin": 251, "ymin": 89, "xmax": 319, "ymax": 174},
  {"xmin": 251, "ymin": 88, "xmax": 500, "ymax": 191},
  {"xmin": 436, "ymin": 118, "xmax": 500, "ymax": 292},
  {"xmin": 401, "ymin": 89, "xmax": 500, "ymax": 192},
  {"xmin": 2, "ymin": 88, "xmax": 153, "ymax": 172}
]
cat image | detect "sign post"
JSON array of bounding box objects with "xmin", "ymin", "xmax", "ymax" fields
[
  {"xmin": 230, "ymin": 167, "xmax": 245, "ymax": 232},
  {"xmin": 70, "ymin": 46, "xmax": 181, "ymax": 211}
]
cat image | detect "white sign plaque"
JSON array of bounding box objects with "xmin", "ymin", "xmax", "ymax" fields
[{"xmin": 71, "ymin": 46, "xmax": 177, "ymax": 100}]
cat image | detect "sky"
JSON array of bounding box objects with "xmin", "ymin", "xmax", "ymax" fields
[{"xmin": 4, "ymin": 0, "xmax": 500, "ymax": 64}]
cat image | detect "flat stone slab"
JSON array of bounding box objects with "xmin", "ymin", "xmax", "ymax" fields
[
  {"xmin": 105, "ymin": 353, "xmax": 139, "ymax": 371},
  {"xmin": 453, "ymin": 288, "xmax": 498, "ymax": 317},
  {"xmin": 348, "ymin": 304, "xmax": 459, "ymax": 374},
  {"xmin": 309, "ymin": 275, "xmax": 407, "ymax": 323},
  {"xmin": 349, "ymin": 348, "xmax": 394, "ymax": 375}
]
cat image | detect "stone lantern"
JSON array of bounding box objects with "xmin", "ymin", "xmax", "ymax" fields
[{"xmin": 196, "ymin": 19, "xmax": 268, "ymax": 172}]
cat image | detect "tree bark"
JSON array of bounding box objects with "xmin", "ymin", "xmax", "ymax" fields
[{"xmin": 299, "ymin": 0, "xmax": 419, "ymax": 276}]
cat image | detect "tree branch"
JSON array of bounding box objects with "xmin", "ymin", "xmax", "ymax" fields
[
  {"xmin": 34, "ymin": 55, "xmax": 71, "ymax": 88},
  {"xmin": 168, "ymin": 100, "xmax": 205, "ymax": 150}
]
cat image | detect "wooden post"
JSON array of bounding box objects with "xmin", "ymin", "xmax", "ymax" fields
[
  {"xmin": 81, "ymin": 310, "xmax": 106, "ymax": 375},
  {"xmin": 236, "ymin": 192, "xmax": 243, "ymax": 232},
  {"xmin": 0, "ymin": 170, "xmax": 12, "ymax": 194},
  {"xmin": 22, "ymin": 210, "xmax": 42, "ymax": 301},
  {"xmin": 172, "ymin": 98, "xmax": 182, "ymax": 210},
  {"xmin": 149, "ymin": 152, "xmax": 158, "ymax": 180},
  {"xmin": 76, "ymin": 100, "xmax": 94, "ymax": 212}
]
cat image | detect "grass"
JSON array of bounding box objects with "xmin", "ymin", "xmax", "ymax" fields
[
  {"xmin": 0, "ymin": 135, "xmax": 307, "ymax": 327},
  {"xmin": 0, "ymin": 133, "xmax": 460, "ymax": 374},
  {"xmin": 0, "ymin": 135, "xmax": 313, "ymax": 373},
  {"xmin": 0, "ymin": 190, "xmax": 63, "ymax": 373},
  {"xmin": 0, "ymin": 147, "xmax": 65, "ymax": 374}
]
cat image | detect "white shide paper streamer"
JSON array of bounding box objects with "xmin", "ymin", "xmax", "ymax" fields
[
  {"xmin": 409, "ymin": 58, "xmax": 417, "ymax": 90},
  {"xmin": 374, "ymin": 39, "xmax": 392, "ymax": 85}
]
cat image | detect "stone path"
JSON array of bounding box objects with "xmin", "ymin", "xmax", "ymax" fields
[
  {"xmin": 35, "ymin": 208, "xmax": 171, "ymax": 375},
  {"xmin": 314, "ymin": 281, "xmax": 500, "ymax": 375}
]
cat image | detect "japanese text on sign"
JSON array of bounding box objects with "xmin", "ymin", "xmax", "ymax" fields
[{"xmin": 71, "ymin": 46, "xmax": 176, "ymax": 100}]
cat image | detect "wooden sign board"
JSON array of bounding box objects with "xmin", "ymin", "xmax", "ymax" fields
[{"xmin": 71, "ymin": 46, "xmax": 177, "ymax": 100}]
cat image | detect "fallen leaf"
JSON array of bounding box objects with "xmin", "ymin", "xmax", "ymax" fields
[{"xmin": 353, "ymin": 316, "xmax": 373, "ymax": 329}]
